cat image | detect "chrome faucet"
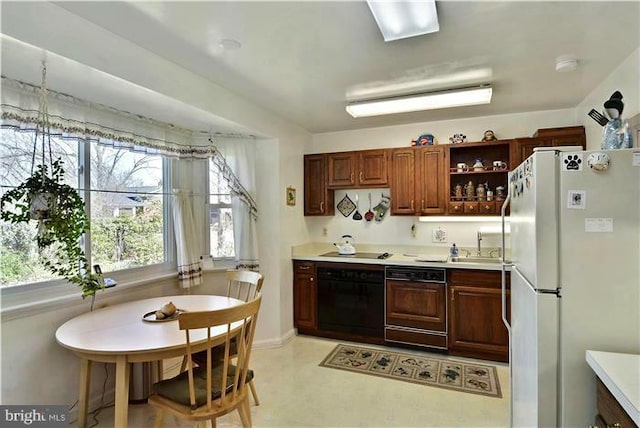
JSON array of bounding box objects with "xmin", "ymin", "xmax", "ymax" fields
[{"xmin": 477, "ymin": 231, "xmax": 483, "ymax": 256}]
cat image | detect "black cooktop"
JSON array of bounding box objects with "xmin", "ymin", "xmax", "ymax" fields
[{"xmin": 320, "ymin": 251, "xmax": 392, "ymax": 260}]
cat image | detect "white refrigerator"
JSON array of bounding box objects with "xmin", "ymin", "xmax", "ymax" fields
[{"xmin": 502, "ymin": 148, "xmax": 640, "ymax": 427}]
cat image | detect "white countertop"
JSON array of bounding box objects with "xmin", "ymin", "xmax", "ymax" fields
[
  {"xmin": 292, "ymin": 243, "xmax": 510, "ymax": 271},
  {"xmin": 586, "ymin": 350, "xmax": 640, "ymax": 426}
]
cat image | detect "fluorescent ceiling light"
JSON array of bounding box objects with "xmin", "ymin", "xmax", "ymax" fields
[
  {"xmin": 346, "ymin": 85, "xmax": 492, "ymax": 118},
  {"xmin": 366, "ymin": 0, "xmax": 439, "ymax": 42}
]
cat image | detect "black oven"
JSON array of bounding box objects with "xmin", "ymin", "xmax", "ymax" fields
[{"xmin": 317, "ymin": 265, "xmax": 384, "ymax": 338}]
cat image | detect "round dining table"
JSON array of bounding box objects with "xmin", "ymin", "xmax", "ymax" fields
[{"xmin": 55, "ymin": 294, "xmax": 244, "ymax": 428}]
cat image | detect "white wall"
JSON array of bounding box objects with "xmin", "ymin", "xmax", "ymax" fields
[
  {"xmin": 576, "ymin": 48, "xmax": 640, "ymax": 150},
  {"xmin": 309, "ymin": 108, "xmax": 578, "ymax": 153}
]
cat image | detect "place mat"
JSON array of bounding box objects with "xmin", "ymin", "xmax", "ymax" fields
[
  {"xmin": 319, "ymin": 344, "xmax": 502, "ymax": 398},
  {"xmin": 142, "ymin": 309, "xmax": 187, "ymax": 323}
]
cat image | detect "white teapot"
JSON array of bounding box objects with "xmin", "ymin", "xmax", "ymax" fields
[{"xmin": 334, "ymin": 234, "xmax": 356, "ymax": 255}]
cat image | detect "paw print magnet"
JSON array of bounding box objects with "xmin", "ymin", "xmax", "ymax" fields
[{"xmin": 562, "ymin": 153, "xmax": 583, "ymax": 172}]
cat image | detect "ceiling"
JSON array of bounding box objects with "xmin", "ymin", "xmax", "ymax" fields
[{"xmin": 6, "ymin": 2, "xmax": 640, "ymax": 135}]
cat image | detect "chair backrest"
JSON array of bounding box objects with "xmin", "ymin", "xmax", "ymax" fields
[
  {"xmin": 225, "ymin": 269, "xmax": 264, "ymax": 302},
  {"xmin": 179, "ymin": 295, "xmax": 262, "ymax": 412}
]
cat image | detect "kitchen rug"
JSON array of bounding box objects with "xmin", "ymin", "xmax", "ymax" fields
[{"xmin": 319, "ymin": 344, "xmax": 502, "ymax": 398}]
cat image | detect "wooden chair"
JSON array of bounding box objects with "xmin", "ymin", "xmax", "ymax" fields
[
  {"xmin": 189, "ymin": 269, "xmax": 264, "ymax": 405},
  {"xmin": 149, "ymin": 295, "xmax": 262, "ymax": 428}
]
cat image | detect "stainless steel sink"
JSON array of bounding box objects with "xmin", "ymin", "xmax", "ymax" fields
[{"xmin": 449, "ymin": 256, "xmax": 504, "ymax": 264}]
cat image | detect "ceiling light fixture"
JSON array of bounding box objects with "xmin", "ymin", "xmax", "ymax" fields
[
  {"xmin": 219, "ymin": 38, "xmax": 241, "ymax": 50},
  {"xmin": 366, "ymin": 0, "xmax": 439, "ymax": 42},
  {"xmin": 346, "ymin": 84, "xmax": 493, "ymax": 118},
  {"xmin": 555, "ymin": 55, "xmax": 578, "ymax": 72}
]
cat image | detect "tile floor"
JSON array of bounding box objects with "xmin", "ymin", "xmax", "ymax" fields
[{"xmin": 83, "ymin": 335, "xmax": 510, "ymax": 427}]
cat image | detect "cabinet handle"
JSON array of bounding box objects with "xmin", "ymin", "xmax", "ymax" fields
[
  {"xmin": 359, "ymin": 171, "xmax": 363, "ymax": 182},
  {"xmin": 451, "ymin": 292, "xmax": 455, "ymax": 302},
  {"xmin": 453, "ymin": 205, "xmax": 461, "ymax": 211},
  {"xmin": 484, "ymin": 205, "xmax": 491, "ymax": 210},
  {"xmin": 310, "ymin": 277, "xmax": 314, "ymax": 282},
  {"xmin": 421, "ymin": 200, "xmax": 425, "ymax": 211},
  {"xmin": 299, "ymin": 265, "xmax": 311, "ymax": 270},
  {"xmin": 410, "ymin": 200, "xmax": 414, "ymax": 211},
  {"xmin": 320, "ymin": 201, "xmax": 324, "ymax": 212},
  {"xmin": 468, "ymin": 205, "xmax": 475, "ymax": 211},
  {"xmin": 350, "ymin": 172, "xmax": 354, "ymax": 183}
]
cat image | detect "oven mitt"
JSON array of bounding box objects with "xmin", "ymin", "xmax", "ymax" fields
[{"xmin": 373, "ymin": 195, "xmax": 391, "ymax": 222}]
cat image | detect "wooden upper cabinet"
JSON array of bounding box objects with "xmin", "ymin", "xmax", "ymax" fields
[
  {"xmin": 513, "ymin": 126, "xmax": 586, "ymax": 166},
  {"xmin": 304, "ymin": 154, "xmax": 334, "ymax": 216},
  {"xmin": 390, "ymin": 148, "xmax": 416, "ymax": 214},
  {"xmin": 416, "ymin": 146, "xmax": 446, "ymax": 214},
  {"xmin": 327, "ymin": 150, "xmax": 388, "ymax": 188},
  {"xmin": 358, "ymin": 149, "xmax": 388, "ymax": 186},
  {"xmin": 390, "ymin": 146, "xmax": 445, "ymax": 215}
]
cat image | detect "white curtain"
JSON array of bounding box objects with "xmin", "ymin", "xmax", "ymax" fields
[
  {"xmin": 172, "ymin": 189, "xmax": 203, "ymax": 288},
  {"xmin": 217, "ymin": 138, "xmax": 260, "ymax": 270}
]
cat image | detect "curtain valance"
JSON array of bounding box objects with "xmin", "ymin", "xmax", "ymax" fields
[{"xmin": 0, "ymin": 76, "xmax": 257, "ymax": 218}]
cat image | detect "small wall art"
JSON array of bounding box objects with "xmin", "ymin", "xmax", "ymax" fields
[{"xmin": 286, "ymin": 186, "xmax": 296, "ymax": 206}]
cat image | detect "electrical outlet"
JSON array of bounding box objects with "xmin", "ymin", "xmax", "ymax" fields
[
  {"xmin": 322, "ymin": 227, "xmax": 328, "ymax": 236},
  {"xmin": 432, "ymin": 227, "xmax": 447, "ymax": 243}
]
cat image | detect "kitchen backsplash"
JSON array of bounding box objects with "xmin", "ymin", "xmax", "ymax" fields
[{"xmin": 305, "ymin": 189, "xmax": 509, "ymax": 249}]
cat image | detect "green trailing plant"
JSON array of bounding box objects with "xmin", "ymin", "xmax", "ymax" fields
[{"xmin": 0, "ymin": 158, "xmax": 103, "ymax": 300}]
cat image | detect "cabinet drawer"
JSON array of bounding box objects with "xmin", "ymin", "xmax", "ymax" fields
[
  {"xmin": 385, "ymin": 327, "xmax": 447, "ymax": 349},
  {"xmin": 463, "ymin": 202, "xmax": 479, "ymax": 213},
  {"xmin": 294, "ymin": 261, "xmax": 315, "ymax": 274},
  {"xmin": 449, "ymin": 201, "xmax": 464, "ymax": 213},
  {"xmin": 479, "ymin": 201, "xmax": 495, "ymax": 214},
  {"xmin": 597, "ymin": 379, "xmax": 637, "ymax": 428}
]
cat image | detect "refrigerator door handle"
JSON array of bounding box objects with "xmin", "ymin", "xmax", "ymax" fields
[{"xmin": 501, "ymin": 193, "xmax": 512, "ymax": 332}]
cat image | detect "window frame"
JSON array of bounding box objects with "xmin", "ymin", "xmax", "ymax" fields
[
  {"xmin": 206, "ymin": 158, "xmax": 236, "ymax": 263},
  {"xmin": 0, "ymin": 131, "xmax": 176, "ymax": 302}
]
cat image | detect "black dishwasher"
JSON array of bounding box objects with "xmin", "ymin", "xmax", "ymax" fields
[{"xmin": 317, "ymin": 266, "xmax": 384, "ymax": 338}]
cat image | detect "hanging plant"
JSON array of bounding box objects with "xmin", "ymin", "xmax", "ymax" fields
[{"xmin": 0, "ymin": 63, "xmax": 103, "ymax": 301}]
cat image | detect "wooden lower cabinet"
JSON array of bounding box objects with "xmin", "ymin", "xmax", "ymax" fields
[
  {"xmin": 595, "ymin": 379, "xmax": 638, "ymax": 428},
  {"xmin": 448, "ymin": 269, "xmax": 510, "ymax": 362},
  {"xmin": 293, "ymin": 261, "xmax": 317, "ymax": 330}
]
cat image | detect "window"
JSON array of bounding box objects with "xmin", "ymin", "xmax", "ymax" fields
[
  {"xmin": 208, "ymin": 159, "xmax": 235, "ymax": 259},
  {"xmin": 90, "ymin": 145, "xmax": 165, "ymax": 273},
  {"xmin": 0, "ymin": 129, "xmax": 78, "ymax": 286},
  {"xmin": 0, "ymin": 128, "xmax": 168, "ymax": 288}
]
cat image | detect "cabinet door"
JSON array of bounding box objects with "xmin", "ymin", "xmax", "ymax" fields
[
  {"xmin": 304, "ymin": 154, "xmax": 333, "ymax": 216},
  {"xmin": 389, "ymin": 148, "xmax": 416, "ymax": 214},
  {"xmin": 514, "ymin": 137, "xmax": 552, "ymax": 167},
  {"xmin": 327, "ymin": 152, "xmax": 356, "ymax": 188},
  {"xmin": 358, "ymin": 149, "xmax": 388, "ymax": 186},
  {"xmin": 416, "ymin": 146, "xmax": 445, "ymax": 214},
  {"xmin": 449, "ymin": 285, "xmax": 509, "ymax": 361},
  {"xmin": 293, "ymin": 263, "xmax": 317, "ymax": 330},
  {"xmin": 386, "ymin": 279, "xmax": 446, "ymax": 332}
]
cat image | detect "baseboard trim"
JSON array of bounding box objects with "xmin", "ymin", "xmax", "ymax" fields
[{"xmin": 253, "ymin": 328, "xmax": 296, "ymax": 349}]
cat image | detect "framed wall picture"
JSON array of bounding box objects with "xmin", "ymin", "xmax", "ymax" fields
[{"xmin": 286, "ymin": 186, "xmax": 296, "ymax": 206}]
